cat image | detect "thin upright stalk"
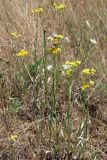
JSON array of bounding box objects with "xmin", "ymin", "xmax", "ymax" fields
[
  {"xmin": 53, "ymin": 56, "xmax": 57, "ymax": 116},
  {"xmin": 77, "ymin": 92, "xmax": 89, "ymax": 159},
  {"xmin": 67, "ymin": 76, "xmax": 73, "ymax": 154},
  {"xmin": 43, "ymin": 27, "xmax": 48, "ymax": 108},
  {"xmin": 39, "ymin": 27, "xmax": 48, "ymax": 143},
  {"xmin": 34, "ymin": 15, "xmax": 39, "ymax": 62},
  {"xmin": 53, "ymin": 56, "xmax": 60, "ymax": 157},
  {"xmin": 49, "ymin": 56, "xmax": 58, "ymax": 146},
  {"xmin": 78, "ymin": 111, "xmax": 89, "ymax": 159}
]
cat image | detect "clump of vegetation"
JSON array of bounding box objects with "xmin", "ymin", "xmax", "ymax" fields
[{"xmin": 0, "ymin": 0, "xmax": 107, "ymax": 160}]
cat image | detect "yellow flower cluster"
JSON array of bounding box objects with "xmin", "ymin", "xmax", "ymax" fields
[
  {"xmin": 9, "ymin": 134, "xmax": 18, "ymax": 142},
  {"xmin": 53, "ymin": 3, "xmax": 66, "ymax": 11},
  {"xmin": 10, "ymin": 32, "xmax": 21, "ymax": 38},
  {"xmin": 49, "ymin": 47, "xmax": 61, "ymax": 55},
  {"xmin": 82, "ymin": 80, "xmax": 94, "ymax": 90},
  {"xmin": 48, "ymin": 34, "xmax": 64, "ymax": 45},
  {"xmin": 81, "ymin": 68, "xmax": 96, "ymax": 90},
  {"xmin": 64, "ymin": 60, "xmax": 81, "ymax": 76},
  {"xmin": 90, "ymin": 80, "xmax": 95, "ymax": 85},
  {"xmin": 82, "ymin": 68, "xmax": 96, "ymax": 75},
  {"xmin": 16, "ymin": 50, "xmax": 29, "ymax": 57},
  {"xmin": 65, "ymin": 69, "xmax": 72, "ymax": 76},
  {"xmin": 31, "ymin": 7, "xmax": 44, "ymax": 14},
  {"xmin": 48, "ymin": 34, "xmax": 63, "ymax": 55},
  {"xmin": 82, "ymin": 84, "xmax": 90, "ymax": 90},
  {"xmin": 65, "ymin": 61, "xmax": 81, "ymax": 68},
  {"xmin": 54, "ymin": 34, "xmax": 64, "ymax": 40}
]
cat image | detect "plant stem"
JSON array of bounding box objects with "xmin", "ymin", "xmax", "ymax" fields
[
  {"xmin": 67, "ymin": 76, "xmax": 73, "ymax": 154},
  {"xmin": 34, "ymin": 15, "xmax": 39, "ymax": 62},
  {"xmin": 43, "ymin": 27, "xmax": 48, "ymax": 108}
]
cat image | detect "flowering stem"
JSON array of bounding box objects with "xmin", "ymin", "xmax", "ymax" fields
[
  {"xmin": 34, "ymin": 15, "xmax": 39, "ymax": 62},
  {"xmin": 43, "ymin": 27, "xmax": 48, "ymax": 107},
  {"xmin": 49, "ymin": 56, "xmax": 57, "ymax": 144},
  {"xmin": 67, "ymin": 76, "xmax": 73, "ymax": 154},
  {"xmin": 58, "ymin": 12, "xmax": 61, "ymax": 33},
  {"xmin": 53, "ymin": 56, "xmax": 60, "ymax": 157},
  {"xmin": 53, "ymin": 57, "xmax": 57, "ymax": 115}
]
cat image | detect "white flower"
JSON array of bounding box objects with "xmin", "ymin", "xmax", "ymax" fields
[
  {"xmin": 62, "ymin": 64, "xmax": 71, "ymax": 70},
  {"xmin": 52, "ymin": 33, "xmax": 57, "ymax": 37},
  {"xmin": 47, "ymin": 65, "xmax": 53, "ymax": 71},
  {"xmin": 90, "ymin": 39, "xmax": 97, "ymax": 44},
  {"xmin": 47, "ymin": 36, "xmax": 54, "ymax": 41}
]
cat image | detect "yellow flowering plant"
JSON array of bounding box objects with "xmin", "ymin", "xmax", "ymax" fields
[
  {"xmin": 65, "ymin": 61, "xmax": 81, "ymax": 68},
  {"xmin": 54, "ymin": 34, "xmax": 64, "ymax": 39},
  {"xmin": 82, "ymin": 68, "xmax": 96, "ymax": 75},
  {"xmin": 48, "ymin": 34, "xmax": 64, "ymax": 45},
  {"xmin": 82, "ymin": 83, "xmax": 90, "ymax": 90},
  {"xmin": 63, "ymin": 60, "xmax": 81, "ymax": 77},
  {"xmin": 16, "ymin": 50, "xmax": 29, "ymax": 57},
  {"xmin": 9, "ymin": 134, "xmax": 18, "ymax": 142},
  {"xmin": 48, "ymin": 47, "xmax": 61, "ymax": 55},
  {"xmin": 53, "ymin": 3, "xmax": 66, "ymax": 11},
  {"xmin": 81, "ymin": 80, "xmax": 95, "ymax": 90},
  {"xmin": 31, "ymin": 7, "xmax": 44, "ymax": 14},
  {"xmin": 65, "ymin": 69, "xmax": 72, "ymax": 76},
  {"xmin": 10, "ymin": 32, "xmax": 21, "ymax": 38}
]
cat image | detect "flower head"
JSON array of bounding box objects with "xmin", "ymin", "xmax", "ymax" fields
[
  {"xmin": 65, "ymin": 60, "xmax": 81, "ymax": 68},
  {"xmin": 82, "ymin": 84, "xmax": 90, "ymax": 90},
  {"xmin": 63, "ymin": 64, "xmax": 71, "ymax": 70},
  {"xmin": 65, "ymin": 69, "xmax": 72, "ymax": 76},
  {"xmin": 81, "ymin": 80, "xmax": 95, "ymax": 90},
  {"xmin": 49, "ymin": 47, "xmax": 61, "ymax": 55},
  {"xmin": 47, "ymin": 65, "xmax": 53, "ymax": 71},
  {"xmin": 31, "ymin": 7, "xmax": 44, "ymax": 14},
  {"xmin": 48, "ymin": 34, "xmax": 64, "ymax": 45},
  {"xmin": 53, "ymin": 3, "xmax": 65, "ymax": 11},
  {"xmin": 89, "ymin": 80, "xmax": 94, "ymax": 85},
  {"xmin": 16, "ymin": 50, "xmax": 29, "ymax": 57},
  {"xmin": 82, "ymin": 68, "xmax": 96, "ymax": 75},
  {"xmin": 63, "ymin": 60, "xmax": 81, "ymax": 76},
  {"xmin": 9, "ymin": 134, "xmax": 18, "ymax": 142},
  {"xmin": 10, "ymin": 32, "xmax": 21, "ymax": 38},
  {"xmin": 90, "ymin": 39, "xmax": 97, "ymax": 45},
  {"xmin": 75, "ymin": 61, "xmax": 81, "ymax": 65},
  {"xmin": 54, "ymin": 34, "xmax": 64, "ymax": 40}
]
